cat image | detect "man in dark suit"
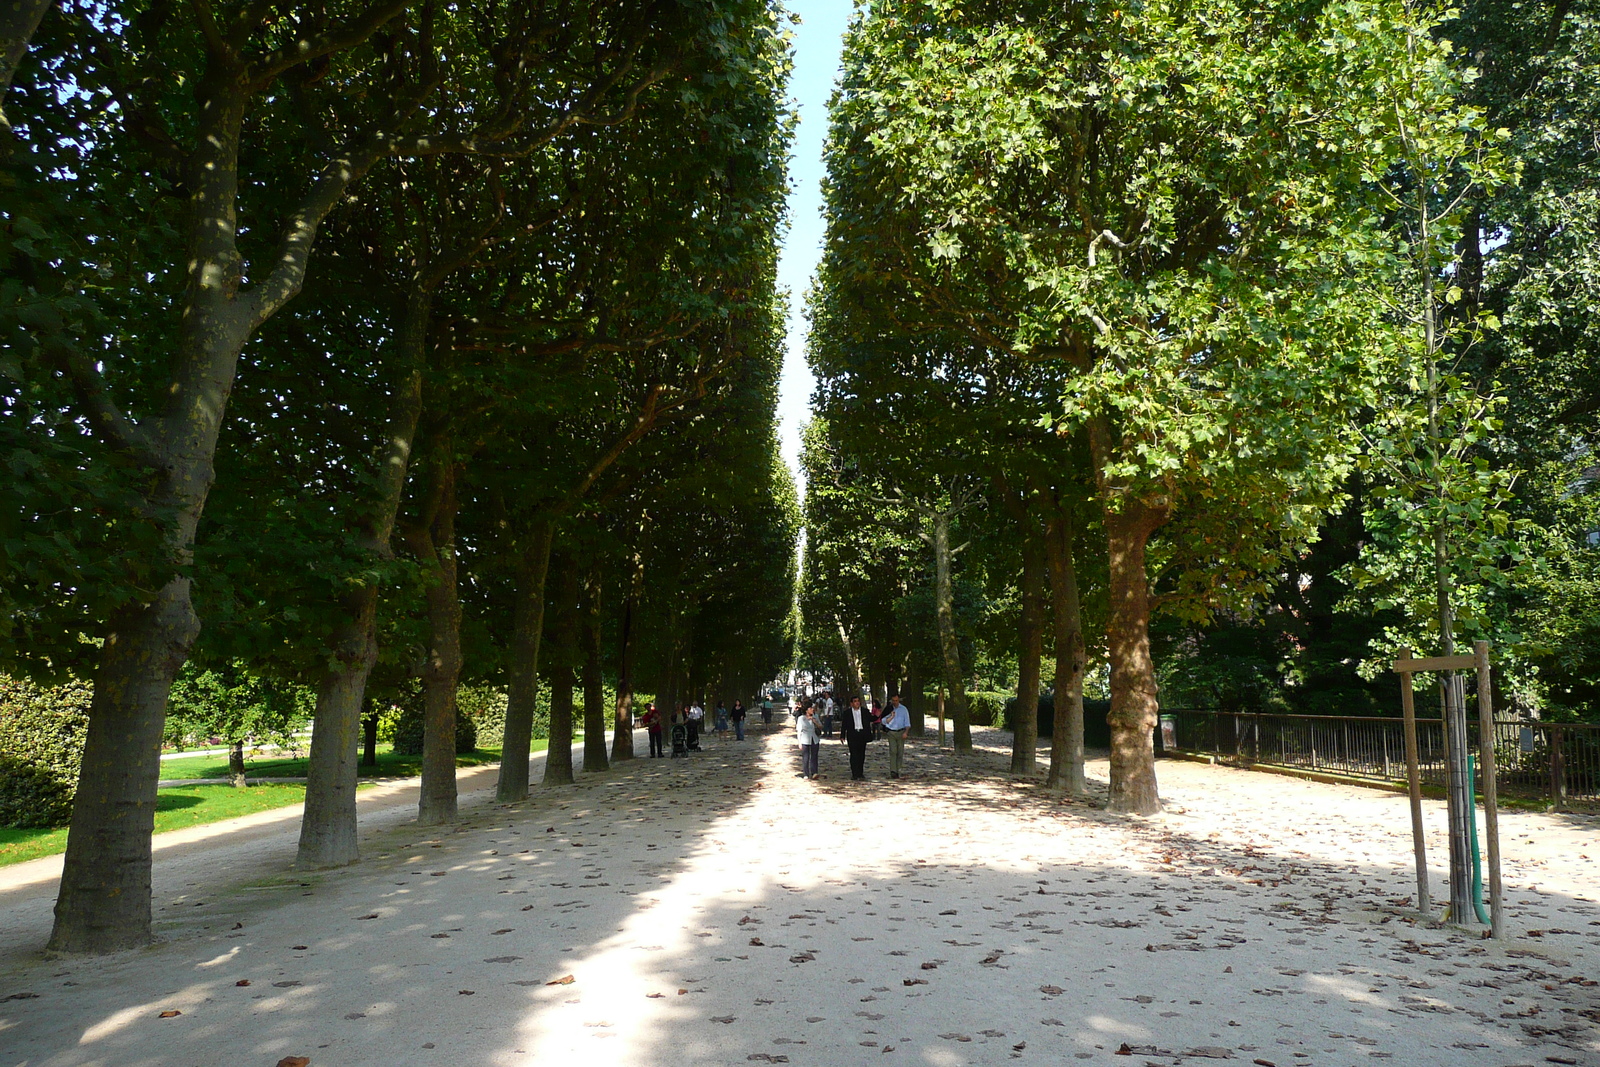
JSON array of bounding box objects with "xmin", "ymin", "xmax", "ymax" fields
[{"xmin": 841, "ymin": 695, "xmax": 873, "ymax": 781}]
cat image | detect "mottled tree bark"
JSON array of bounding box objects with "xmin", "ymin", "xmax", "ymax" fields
[
  {"xmin": 1044, "ymin": 507, "xmax": 1088, "ymax": 795},
  {"xmin": 497, "ymin": 520, "xmax": 554, "ymax": 802},
  {"xmin": 1011, "ymin": 522, "xmax": 1046, "ymax": 775},
  {"xmin": 405, "ymin": 443, "xmax": 462, "ymax": 826},
  {"xmin": 1089, "ymin": 417, "xmax": 1170, "ymax": 815},
  {"xmin": 581, "ymin": 568, "xmax": 609, "ymax": 773},
  {"xmin": 542, "ymin": 556, "xmax": 580, "ymax": 787},
  {"xmin": 931, "ymin": 510, "xmax": 972, "ymax": 752}
]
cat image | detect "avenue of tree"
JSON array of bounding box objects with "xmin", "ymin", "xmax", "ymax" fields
[
  {"xmin": 2, "ymin": 0, "xmax": 798, "ymax": 955},
  {"xmin": 798, "ymin": 0, "xmax": 1598, "ymax": 812}
]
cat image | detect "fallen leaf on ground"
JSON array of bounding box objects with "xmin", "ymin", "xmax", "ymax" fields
[
  {"xmin": 158, "ymin": 1010, "xmax": 181, "ymax": 1018},
  {"xmin": 903, "ymin": 978, "xmax": 928, "ymax": 986},
  {"xmin": 492, "ymin": 928, "xmax": 513, "ymax": 935},
  {"xmin": 711, "ymin": 1015, "xmax": 736, "ymax": 1023},
  {"xmin": 547, "ymin": 975, "xmax": 576, "ymax": 985},
  {"xmin": 920, "ymin": 962, "xmax": 938, "ymax": 970},
  {"xmin": 459, "ymin": 989, "xmax": 476, "ymax": 995},
  {"xmin": 356, "ymin": 914, "xmax": 379, "ymax": 920},
  {"xmin": 646, "ymin": 993, "xmax": 664, "ymax": 998},
  {"xmin": 276, "ymin": 1058, "xmax": 310, "ymax": 1067},
  {"xmin": 1039, "ymin": 985, "xmax": 1063, "ymax": 995},
  {"xmin": 234, "ymin": 980, "xmax": 250, "ymax": 987}
]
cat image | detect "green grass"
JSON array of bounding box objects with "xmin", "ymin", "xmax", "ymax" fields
[
  {"xmin": 159, "ymin": 743, "xmax": 509, "ymax": 781},
  {"xmin": 0, "ymin": 783, "xmax": 311, "ymax": 868},
  {"xmin": 2, "ymin": 740, "xmax": 558, "ymax": 869}
]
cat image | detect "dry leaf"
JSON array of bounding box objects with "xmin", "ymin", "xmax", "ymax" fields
[
  {"xmin": 546, "ymin": 975, "xmax": 576, "ymax": 986},
  {"xmin": 459, "ymin": 989, "xmax": 476, "ymax": 996},
  {"xmin": 276, "ymin": 1058, "xmax": 311, "ymax": 1067},
  {"xmin": 235, "ymin": 980, "xmax": 251, "ymax": 987},
  {"xmin": 158, "ymin": 1010, "xmax": 181, "ymax": 1018},
  {"xmin": 355, "ymin": 914, "xmax": 379, "ymax": 921}
]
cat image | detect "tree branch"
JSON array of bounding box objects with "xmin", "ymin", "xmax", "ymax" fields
[{"xmin": 244, "ymin": 0, "xmax": 407, "ymax": 87}]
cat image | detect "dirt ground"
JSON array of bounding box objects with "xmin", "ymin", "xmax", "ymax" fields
[{"xmin": 1, "ymin": 720, "xmax": 1596, "ymax": 1067}]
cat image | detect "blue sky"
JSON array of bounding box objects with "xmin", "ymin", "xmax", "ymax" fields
[{"xmin": 775, "ymin": 0, "xmax": 854, "ymax": 494}]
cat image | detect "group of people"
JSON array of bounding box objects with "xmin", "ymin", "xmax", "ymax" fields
[
  {"xmin": 639, "ymin": 699, "xmax": 749, "ymax": 758},
  {"xmin": 792, "ymin": 690, "xmax": 910, "ymax": 782}
]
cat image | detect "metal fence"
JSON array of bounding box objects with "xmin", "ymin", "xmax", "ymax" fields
[{"xmin": 1158, "ymin": 708, "xmax": 1600, "ymax": 809}]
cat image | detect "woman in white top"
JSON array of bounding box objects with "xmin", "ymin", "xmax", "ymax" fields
[{"xmin": 795, "ymin": 700, "xmax": 821, "ymax": 779}]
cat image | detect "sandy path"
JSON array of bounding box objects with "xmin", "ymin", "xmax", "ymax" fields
[{"xmin": 0, "ymin": 721, "xmax": 1595, "ymax": 1067}]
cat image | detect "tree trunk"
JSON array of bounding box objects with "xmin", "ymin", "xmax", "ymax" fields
[
  {"xmin": 361, "ymin": 703, "xmax": 379, "ymax": 768},
  {"xmin": 1090, "ymin": 417, "xmax": 1170, "ymax": 814},
  {"xmin": 298, "ymin": 286, "xmax": 428, "ymax": 859},
  {"xmin": 582, "ymin": 567, "xmax": 609, "ymax": 774},
  {"xmin": 1045, "ymin": 506, "xmax": 1088, "ymax": 795},
  {"xmin": 1011, "ymin": 521, "xmax": 1046, "ymax": 775},
  {"xmin": 0, "ymin": 0, "xmax": 52, "ymax": 134},
  {"xmin": 298, "ymin": 588, "xmax": 378, "ymax": 867},
  {"xmin": 836, "ymin": 618, "xmax": 864, "ymax": 702},
  {"xmin": 48, "ymin": 585, "xmax": 199, "ymax": 953},
  {"xmin": 228, "ymin": 739, "xmax": 247, "ymax": 788},
  {"xmin": 610, "ymin": 548, "xmax": 643, "ymax": 762},
  {"xmin": 903, "ymin": 657, "xmax": 925, "ymax": 737},
  {"xmin": 869, "ymin": 664, "xmax": 889, "ymax": 709},
  {"xmin": 407, "ymin": 447, "xmax": 462, "ymax": 826},
  {"xmin": 497, "ymin": 520, "xmax": 554, "ymax": 802},
  {"xmin": 542, "ymin": 556, "xmax": 580, "ymax": 787},
  {"xmin": 931, "ymin": 510, "xmax": 971, "ymax": 752}
]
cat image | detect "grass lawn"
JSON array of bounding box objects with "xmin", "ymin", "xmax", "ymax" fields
[
  {"xmin": 2, "ymin": 739, "xmax": 556, "ymax": 869},
  {"xmin": 0, "ymin": 783, "xmax": 311, "ymax": 868},
  {"xmin": 159, "ymin": 743, "xmax": 513, "ymax": 781}
]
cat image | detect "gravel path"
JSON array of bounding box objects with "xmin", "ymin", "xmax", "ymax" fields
[{"xmin": 1, "ymin": 720, "xmax": 1595, "ymax": 1067}]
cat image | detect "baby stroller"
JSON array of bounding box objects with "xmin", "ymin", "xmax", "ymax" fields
[{"xmin": 670, "ymin": 719, "xmax": 689, "ymax": 758}]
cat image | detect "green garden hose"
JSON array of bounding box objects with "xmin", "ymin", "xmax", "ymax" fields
[{"xmin": 1467, "ymin": 753, "xmax": 1491, "ymax": 926}]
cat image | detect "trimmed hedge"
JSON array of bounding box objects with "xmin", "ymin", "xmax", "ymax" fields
[
  {"xmin": 966, "ymin": 691, "xmax": 1008, "ymax": 727},
  {"xmin": 0, "ymin": 674, "xmax": 92, "ymax": 828},
  {"xmin": 1003, "ymin": 691, "xmax": 1112, "ymax": 748}
]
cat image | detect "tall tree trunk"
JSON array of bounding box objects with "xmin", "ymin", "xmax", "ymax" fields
[
  {"xmin": 931, "ymin": 510, "xmax": 972, "ymax": 752},
  {"xmin": 582, "ymin": 568, "xmax": 609, "ymax": 773},
  {"xmin": 543, "ymin": 556, "xmax": 580, "ymax": 787},
  {"xmin": 610, "ymin": 547, "xmax": 643, "ymax": 762},
  {"xmin": 1011, "ymin": 522, "xmax": 1046, "ymax": 775},
  {"xmin": 361, "ymin": 701, "xmax": 379, "ymax": 768},
  {"xmin": 903, "ymin": 656, "xmax": 925, "ymax": 737},
  {"xmin": 406, "ymin": 446, "xmax": 462, "ymax": 826},
  {"xmin": 1045, "ymin": 506, "xmax": 1088, "ymax": 795},
  {"xmin": 869, "ymin": 664, "xmax": 889, "ymax": 709},
  {"xmin": 498, "ymin": 520, "xmax": 554, "ymax": 802},
  {"xmin": 297, "ymin": 589, "xmax": 378, "ymax": 867},
  {"xmin": 48, "ymin": 586, "xmax": 199, "ymax": 953},
  {"xmin": 836, "ymin": 618, "xmax": 864, "ymax": 702},
  {"xmin": 298, "ymin": 287, "xmax": 428, "ymax": 861},
  {"xmin": 1090, "ymin": 418, "xmax": 1170, "ymax": 814}
]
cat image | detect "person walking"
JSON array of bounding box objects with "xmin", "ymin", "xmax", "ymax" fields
[
  {"xmin": 731, "ymin": 700, "xmax": 747, "ymax": 741},
  {"xmin": 714, "ymin": 701, "xmax": 729, "ymax": 737},
  {"xmin": 841, "ymin": 695, "xmax": 873, "ymax": 781},
  {"xmin": 761, "ymin": 697, "xmax": 773, "ymax": 724},
  {"xmin": 881, "ymin": 694, "xmax": 910, "ymax": 779},
  {"xmin": 820, "ymin": 691, "xmax": 836, "ymax": 739},
  {"xmin": 642, "ymin": 702, "xmax": 665, "ymax": 758},
  {"xmin": 686, "ymin": 702, "xmax": 704, "ymax": 751},
  {"xmin": 795, "ymin": 698, "xmax": 821, "ymax": 778}
]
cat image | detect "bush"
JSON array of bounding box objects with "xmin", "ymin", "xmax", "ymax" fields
[
  {"xmin": 1002, "ymin": 691, "xmax": 1113, "ymax": 748},
  {"xmin": 965, "ymin": 691, "xmax": 1007, "ymax": 727},
  {"xmin": 386, "ymin": 684, "xmax": 479, "ymax": 756},
  {"xmin": 458, "ymin": 686, "xmax": 507, "ymax": 747},
  {"xmin": 0, "ymin": 674, "xmax": 92, "ymax": 828}
]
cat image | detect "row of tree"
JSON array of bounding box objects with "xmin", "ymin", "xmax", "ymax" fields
[
  {"xmin": 797, "ymin": 0, "xmax": 1598, "ymax": 813},
  {"xmin": 2, "ymin": 0, "xmax": 798, "ymax": 955}
]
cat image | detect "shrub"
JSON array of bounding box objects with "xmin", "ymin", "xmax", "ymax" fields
[
  {"xmin": 458, "ymin": 686, "xmax": 507, "ymax": 748},
  {"xmin": 386, "ymin": 684, "xmax": 479, "ymax": 756},
  {"xmin": 0, "ymin": 674, "xmax": 92, "ymax": 828},
  {"xmin": 965, "ymin": 691, "xmax": 1007, "ymax": 727}
]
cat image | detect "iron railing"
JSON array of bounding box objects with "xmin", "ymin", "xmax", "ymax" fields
[{"xmin": 1158, "ymin": 708, "xmax": 1600, "ymax": 808}]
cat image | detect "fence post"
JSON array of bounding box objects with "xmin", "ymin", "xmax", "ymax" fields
[
  {"xmin": 1399, "ymin": 647, "xmax": 1431, "ymax": 918},
  {"xmin": 1550, "ymin": 725, "xmax": 1567, "ymax": 812},
  {"xmin": 1474, "ymin": 641, "xmax": 1503, "ymax": 940}
]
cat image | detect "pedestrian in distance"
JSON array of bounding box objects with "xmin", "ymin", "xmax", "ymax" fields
[
  {"xmin": 642, "ymin": 702, "xmax": 665, "ymax": 758},
  {"xmin": 820, "ymin": 690, "xmax": 836, "ymax": 739},
  {"xmin": 731, "ymin": 700, "xmax": 747, "ymax": 741},
  {"xmin": 687, "ymin": 701, "xmax": 704, "ymax": 751},
  {"xmin": 714, "ymin": 701, "xmax": 729, "ymax": 736},
  {"xmin": 795, "ymin": 698, "xmax": 821, "ymax": 779},
  {"xmin": 881, "ymin": 694, "xmax": 910, "ymax": 779},
  {"xmin": 841, "ymin": 694, "xmax": 874, "ymax": 781},
  {"xmin": 761, "ymin": 697, "xmax": 773, "ymax": 724}
]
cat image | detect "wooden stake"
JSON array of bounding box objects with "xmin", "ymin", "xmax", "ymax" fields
[
  {"xmin": 1475, "ymin": 641, "xmax": 1504, "ymax": 939},
  {"xmin": 1399, "ymin": 647, "xmax": 1431, "ymax": 917}
]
